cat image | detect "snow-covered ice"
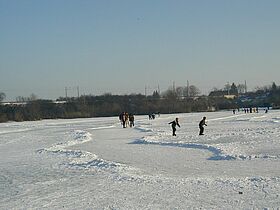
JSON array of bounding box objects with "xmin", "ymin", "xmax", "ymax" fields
[{"xmin": 1, "ymin": 110, "xmax": 280, "ymax": 209}]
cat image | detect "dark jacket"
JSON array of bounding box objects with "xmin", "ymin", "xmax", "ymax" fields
[
  {"xmin": 199, "ymin": 119, "xmax": 207, "ymax": 127},
  {"xmin": 169, "ymin": 120, "xmax": 180, "ymax": 128}
]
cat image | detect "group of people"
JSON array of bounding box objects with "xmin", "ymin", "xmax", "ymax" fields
[
  {"xmin": 119, "ymin": 112, "xmax": 207, "ymax": 136},
  {"xmin": 119, "ymin": 106, "xmax": 271, "ymax": 136},
  {"xmin": 148, "ymin": 113, "xmax": 156, "ymax": 120},
  {"xmin": 170, "ymin": 106, "xmax": 271, "ymax": 136},
  {"xmin": 233, "ymin": 107, "xmax": 269, "ymax": 114},
  {"xmin": 148, "ymin": 112, "xmax": 160, "ymax": 120},
  {"xmin": 168, "ymin": 116, "xmax": 207, "ymax": 136},
  {"xmin": 119, "ymin": 112, "xmax": 134, "ymax": 128}
]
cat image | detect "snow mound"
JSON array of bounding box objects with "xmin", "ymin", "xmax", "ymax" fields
[
  {"xmin": 37, "ymin": 129, "xmax": 142, "ymax": 179},
  {"xmin": 72, "ymin": 130, "xmax": 92, "ymax": 142},
  {"xmin": 38, "ymin": 130, "xmax": 92, "ymax": 153}
]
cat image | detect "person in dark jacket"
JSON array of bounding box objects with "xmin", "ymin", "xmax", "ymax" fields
[
  {"xmin": 119, "ymin": 112, "xmax": 126, "ymax": 128},
  {"xmin": 169, "ymin": 118, "xmax": 180, "ymax": 136},
  {"xmin": 119, "ymin": 112, "xmax": 124, "ymax": 127},
  {"xmin": 199, "ymin": 116, "xmax": 207, "ymax": 135},
  {"xmin": 129, "ymin": 114, "xmax": 134, "ymax": 127}
]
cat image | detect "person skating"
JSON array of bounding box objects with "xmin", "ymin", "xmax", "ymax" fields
[
  {"xmin": 129, "ymin": 113, "xmax": 134, "ymax": 127},
  {"xmin": 199, "ymin": 116, "xmax": 207, "ymax": 135},
  {"xmin": 119, "ymin": 112, "xmax": 124, "ymax": 127},
  {"xmin": 169, "ymin": 118, "xmax": 180, "ymax": 136},
  {"xmin": 124, "ymin": 112, "xmax": 129, "ymax": 128},
  {"xmin": 120, "ymin": 112, "xmax": 126, "ymax": 128}
]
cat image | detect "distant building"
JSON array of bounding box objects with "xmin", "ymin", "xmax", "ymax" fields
[
  {"xmin": 224, "ymin": 95, "xmax": 237, "ymax": 99},
  {"xmin": 1, "ymin": 102, "xmax": 27, "ymax": 106},
  {"xmin": 209, "ymin": 90, "xmax": 237, "ymax": 99},
  {"xmin": 208, "ymin": 90, "xmax": 228, "ymax": 97}
]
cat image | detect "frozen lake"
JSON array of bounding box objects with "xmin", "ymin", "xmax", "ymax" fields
[{"xmin": 0, "ymin": 110, "xmax": 280, "ymax": 209}]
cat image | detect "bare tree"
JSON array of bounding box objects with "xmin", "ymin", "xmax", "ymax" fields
[
  {"xmin": 29, "ymin": 93, "xmax": 37, "ymax": 101},
  {"xmin": 162, "ymin": 88, "xmax": 178, "ymax": 100},
  {"xmin": 188, "ymin": 85, "xmax": 200, "ymax": 97},
  {"xmin": 271, "ymin": 82, "xmax": 277, "ymax": 92},
  {"xmin": 175, "ymin": 87, "xmax": 184, "ymax": 98},
  {"xmin": 254, "ymin": 85, "xmax": 271, "ymax": 92},
  {"xmin": 237, "ymin": 84, "xmax": 246, "ymax": 94},
  {"xmin": 16, "ymin": 94, "xmax": 38, "ymax": 102},
  {"xmin": 16, "ymin": 96, "xmax": 25, "ymax": 102},
  {"xmin": 224, "ymin": 83, "xmax": 231, "ymax": 95},
  {"xmin": 182, "ymin": 87, "xmax": 189, "ymax": 98},
  {"xmin": 230, "ymin": 83, "xmax": 238, "ymax": 95},
  {"xmin": 0, "ymin": 92, "xmax": 6, "ymax": 102}
]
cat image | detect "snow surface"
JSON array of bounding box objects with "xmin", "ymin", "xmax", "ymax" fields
[{"xmin": 1, "ymin": 110, "xmax": 280, "ymax": 209}]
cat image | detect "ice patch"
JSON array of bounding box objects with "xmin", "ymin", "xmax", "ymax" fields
[
  {"xmin": 0, "ymin": 128, "xmax": 31, "ymax": 135},
  {"xmin": 130, "ymin": 138, "xmax": 236, "ymax": 161},
  {"xmin": 89, "ymin": 125, "xmax": 116, "ymax": 130},
  {"xmin": 208, "ymin": 114, "xmax": 246, "ymax": 122},
  {"xmin": 134, "ymin": 126, "xmax": 153, "ymax": 133},
  {"xmin": 265, "ymin": 118, "xmax": 280, "ymax": 123}
]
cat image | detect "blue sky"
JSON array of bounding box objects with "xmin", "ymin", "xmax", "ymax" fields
[{"xmin": 1, "ymin": 0, "xmax": 280, "ymax": 100}]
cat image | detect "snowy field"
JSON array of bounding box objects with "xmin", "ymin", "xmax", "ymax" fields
[{"xmin": 1, "ymin": 110, "xmax": 280, "ymax": 209}]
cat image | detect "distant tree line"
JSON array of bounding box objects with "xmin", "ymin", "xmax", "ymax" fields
[
  {"xmin": 0, "ymin": 82, "xmax": 280, "ymax": 123},
  {"xmin": 209, "ymin": 82, "xmax": 280, "ymax": 109}
]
